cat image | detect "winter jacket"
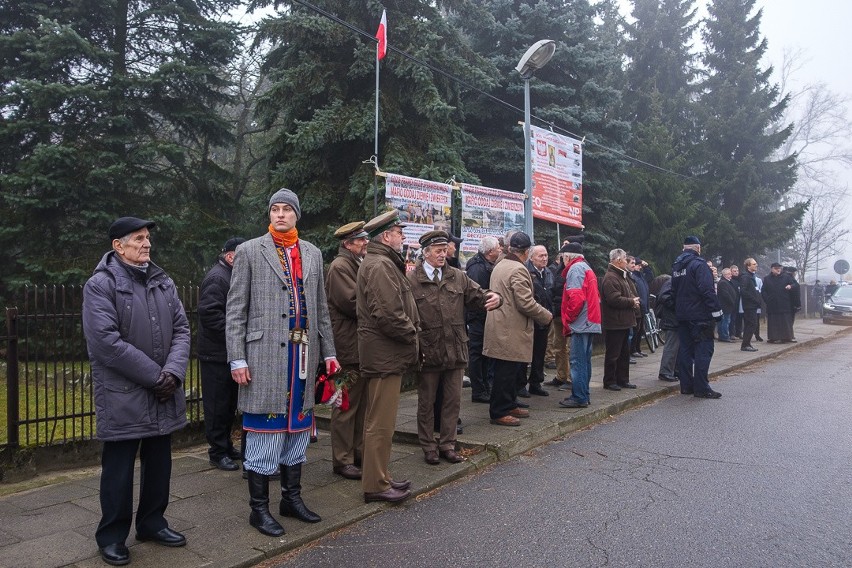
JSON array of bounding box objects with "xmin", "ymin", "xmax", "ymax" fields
[
  {"xmin": 740, "ymin": 270, "xmax": 762, "ymax": 310},
  {"xmin": 561, "ymin": 256, "xmax": 601, "ymax": 335},
  {"xmin": 761, "ymin": 272, "xmax": 799, "ymax": 314},
  {"xmin": 197, "ymin": 258, "xmax": 233, "ymax": 362},
  {"xmin": 716, "ymin": 278, "xmax": 738, "ymax": 315},
  {"xmin": 549, "ymin": 259, "xmax": 566, "ymax": 317},
  {"xmin": 671, "ymin": 249, "xmax": 722, "ymax": 321},
  {"xmin": 653, "ymin": 276, "xmax": 678, "ymax": 331},
  {"xmin": 464, "ymin": 252, "xmax": 495, "ymax": 325},
  {"xmin": 483, "ymin": 254, "xmax": 552, "ymax": 362},
  {"xmin": 527, "ymin": 260, "xmax": 554, "ymax": 331},
  {"xmin": 631, "ymin": 270, "xmax": 650, "ymax": 314},
  {"xmin": 226, "ymin": 234, "xmax": 335, "ymax": 415},
  {"xmin": 408, "ymin": 261, "xmax": 492, "ymax": 371},
  {"xmin": 325, "ymin": 245, "xmax": 362, "ymax": 366},
  {"xmin": 601, "ymin": 263, "xmax": 640, "ymax": 330},
  {"xmin": 356, "ymin": 241, "xmax": 420, "ymax": 377},
  {"xmin": 82, "ymin": 252, "xmax": 190, "ymax": 442}
]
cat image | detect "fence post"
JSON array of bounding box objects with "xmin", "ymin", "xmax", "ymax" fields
[{"xmin": 5, "ymin": 307, "xmax": 20, "ymax": 449}]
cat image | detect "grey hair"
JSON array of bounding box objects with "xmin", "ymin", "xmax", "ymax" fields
[
  {"xmin": 563, "ymin": 252, "xmax": 582, "ymax": 262},
  {"xmin": 530, "ymin": 244, "xmax": 547, "ymax": 256},
  {"xmin": 609, "ymin": 248, "xmax": 626, "ymax": 262},
  {"xmin": 478, "ymin": 236, "xmax": 499, "ymax": 254}
]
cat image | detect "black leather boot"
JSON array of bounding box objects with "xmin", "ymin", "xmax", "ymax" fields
[
  {"xmin": 246, "ymin": 470, "xmax": 285, "ymax": 536},
  {"xmin": 279, "ymin": 463, "xmax": 321, "ymax": 523}
]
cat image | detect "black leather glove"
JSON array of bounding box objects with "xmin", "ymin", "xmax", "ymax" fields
[{"xmin": 153, "ymin": 372, "xmax": 178, "ymax": 403}]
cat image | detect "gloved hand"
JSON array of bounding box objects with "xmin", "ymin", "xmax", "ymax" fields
[{"xmin": 153, "ymin": 372, "xmax": 178, "ymax": 403}]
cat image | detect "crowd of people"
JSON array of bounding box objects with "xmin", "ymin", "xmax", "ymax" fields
[{"xmin": 80, "ymin": 189, "xmax": 805, "ymax": 565}]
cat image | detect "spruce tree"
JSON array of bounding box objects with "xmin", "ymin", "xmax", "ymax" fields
[
  {"xmin": 0, "ymin": 0, "xmax": 240, "ymax": 293},
  {"xmin": 448, "ymin": 0, "xmax": 631, "ymax": 267},
  {"xmin": 695, "ymin": 0, "xmax": 804, "ymax": 266},
  {"xmin": 251, "ymin": 0, "xmax": 496, "ymax": 254}
]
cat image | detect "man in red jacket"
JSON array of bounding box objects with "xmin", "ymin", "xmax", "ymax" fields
[{"xmin": 558, "ymin": 241, "xmax": 602, "ymax": 408}]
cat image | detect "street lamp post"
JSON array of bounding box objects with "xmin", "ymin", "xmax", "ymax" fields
[{"xmin": 517, "ymin": 40, "xmax": 556, "ymax": 241}]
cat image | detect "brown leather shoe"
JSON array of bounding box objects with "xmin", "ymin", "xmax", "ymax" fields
[
  {"xmin": 390, "ymin": 479, "xmax": 411, "ymax": 491},
  {"xmin": 332, "ymin": 464, "xmax": 362, "ymax": 480},
  {"xmin": 364, "ymin": 487, "xmax": 411, "ymax": 503},
  {"xmin": 424, "ymin": 450, "xmax": 440, "ymax": 465},
  {"xmin": 440, "ymin": 449, "xmax": 465, "ymax": 463},
  {"xmin": 508, "ymin": 408, "xmax": 530, "ymax": 418},
  {"xmin": 490, "ymin": 415, "xmax": 521, "ymax": 427}
]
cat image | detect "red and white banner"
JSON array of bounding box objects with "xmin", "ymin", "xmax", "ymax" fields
[{"xmin": 530, "ymin": 125, "xmax": 583, "ymax": 228}]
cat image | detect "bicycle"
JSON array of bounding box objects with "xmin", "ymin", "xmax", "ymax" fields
[{"xmin": 643, "ymin": 294, "xmax": 665, "ymax": 353}]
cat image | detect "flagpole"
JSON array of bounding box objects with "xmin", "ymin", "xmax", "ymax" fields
[{"xmin": 373, "ymin": 44, "xmax": 380, "ymax": 218}]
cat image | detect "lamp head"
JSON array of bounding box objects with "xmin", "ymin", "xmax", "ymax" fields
[{"xmin": 516, "ymin": 40, "xmax": 556, "ymax": 79}]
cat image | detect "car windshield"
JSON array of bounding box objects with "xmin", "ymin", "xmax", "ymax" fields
[{"xmin": 830, "ymin": 286, "xmax": 852, "ymax": 299}]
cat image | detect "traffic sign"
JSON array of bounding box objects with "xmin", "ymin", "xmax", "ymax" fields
[{"xmin": 834, "ymin": 259, "xmax": 849, "ymax": 275}]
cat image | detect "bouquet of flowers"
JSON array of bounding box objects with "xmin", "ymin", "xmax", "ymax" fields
[{"xmin": 314, "ymin": 367, "xmax": 359, "ymax": 411}]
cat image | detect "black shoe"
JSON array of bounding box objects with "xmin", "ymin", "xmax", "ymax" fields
[
  {"xmin": 516, "ymin": 388, "xmax": 531, "ymax": 398},
  {"xmin": 629, "ymin": 358, "xmax": 637, "ymax": 364},
  {"xmin": 528, "ymin": 385, "xmax": 549, "ymax": 396},
  {"xmin": 135, "ymin": 527, "xmax": 186, "ymax": 547},
  {"xmin": 658, "ymin": 375, "xmax": 678, "ymax": 382},
  {"xmin": 210, "ymin": 455, "xmax": 239, "ymax": 471},
  {"xmin": 558, "ymin": 398, "xmax": 589, "ymax": 408},
  {"xmin": 755, "ymin": 336, "xmax": 764, "ymax": 342},
  {"xmin": 99, "ymin": 543, "xmax": 130, "ymax": 566},
  {"xmin": 633, "ymin": 352, "xmax": 648, "ymax": 358},
  {"xmin": 515, "ymin": 400, "xmax": 530, "ymax": 408},
  {"xmin": 227, "ymin": 446, "xmax": 242, "ymax": 460},
  {"xmin": 471, "ymin": 395, "xmax": 490, "ymax": 403},
  {"xmin": 247, "ymin": 470, "xmax": 285, "ymax": 537},
  {"xmin": 717, "ymin": 338, "xmax": 734, "ymax": 343},
  {"xmin": 741, "ymin": 346, "xmax": 758, "ymax": 352},
  {"xmin": 694, "ymin": 390, "xmax": 722, "ymax": 399},
  {"xmin": 545, "ymin": 378, "xmax": 567, "ymax": 387},
  {"xmin": 680, "ymin": 390, "xmax": 694, "ymax": 395},
  {"xmin": 279, "ymin": 463, "xmax": 321, "ymax": 523},
  {"xmin": 620, "ymin": 383, "xmax": 637, "ymax": 389},
  {"xmin": 604, "ymin": 384, "xmax": 622, "ymax": 391}
]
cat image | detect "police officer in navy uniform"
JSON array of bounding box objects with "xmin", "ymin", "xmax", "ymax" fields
[{"xmin": 671, "ymin": 236, "xmax": 723, "ymax": 399}]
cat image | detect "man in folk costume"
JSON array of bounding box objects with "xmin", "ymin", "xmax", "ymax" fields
[{"xmin": 226, "ymin": 188, "xmax": 338, "ymax": 537}]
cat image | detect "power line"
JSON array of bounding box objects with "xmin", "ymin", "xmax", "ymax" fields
[{"xmin": 286, "ymin": 0, "xmax": 700, "ymax": 183}]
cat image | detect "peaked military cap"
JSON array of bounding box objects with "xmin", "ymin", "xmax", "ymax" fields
[
  {"xmin": 419, "ymin": 230, "xmax": 449, "ymax": 248},
  {"xmin": 364, "ymin": 210, "xmax": 406, "ymax": 238},
  {"xmin": 334, "ymin": 221, "xmax": 368, "ymax": 240}
]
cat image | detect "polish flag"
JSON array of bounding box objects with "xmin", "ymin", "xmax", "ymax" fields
[{"xmin": 376, "ymin": 10, "xmax": 387, "ymax": 60}]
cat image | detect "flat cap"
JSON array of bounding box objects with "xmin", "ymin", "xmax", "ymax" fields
[
  {"xmin": 109, "ymin": 217, "xmax": 156, "ymax": 240},
  {"xmin": 222, "ymin": 237, "xmax": 245, "ymax": 253},
  {"xmin": 509, "ymin": 231, "xmax": 532, "ymax": 249},
  {"xmin": 683, "ymin": 235, "xmax": 701, "ymax": 245},
  {"xmin": 560, "ymin": 241, "xmax": 583, "ymax": 254},
  {"xmin": 419, "ymin": 230, "xmax": 449, "ymax": 248},
  {"xmin": 334, "ymin": 221, "xmax": 368, "ymax": 240},
  {"xmin": 770, "ymin": 262, "xmax": 783, "ymax": 268},
  {"xmin": 364, "ymin": 210, "xmax": 406, "ymax": 238}
]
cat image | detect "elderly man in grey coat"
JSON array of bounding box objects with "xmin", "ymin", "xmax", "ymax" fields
[
  {"xmin": 227, "ymin": 188, "xmax": 338, "ymax": 537},
  {"xmin": 82, "ymin": 216, "xmax": 191, "ymax": 566}
]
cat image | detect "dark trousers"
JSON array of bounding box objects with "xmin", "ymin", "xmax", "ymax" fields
[
  {"xmin": 677, "ymin": 321, "xmax": 715, "ymax": 394},
  {"xmin": 741, "ymin": 308, "xmax": 758, "ymax": 348},
  {"xmin": 466, "ymin": 321, "xmax": 493, "ymax": 400},
  {"xmin": 96, "ymin": 435, "xmax": 172, "ymax": 547},
  {"xmin": 525, "ymin": 326, "xmax": 550, "ymax": 388},
  {"xmin": 630, "ymin": 315, "xmax": 646, "ymax": 353},
  {"xmin": 200, "ymin": 360, "xmax": 238, "ymax": 460},
  {"xmin": 603, "ymin": 329, "xmax": 631, "ymax": 387},
  {"xmin": 490, "ymin": 359, "xmax": 526, "ymax": 419}
]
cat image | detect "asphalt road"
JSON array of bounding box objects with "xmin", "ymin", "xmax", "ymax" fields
[{"xmin": 270, "ymin": 338, "xmax": 852, "ymax": 568}]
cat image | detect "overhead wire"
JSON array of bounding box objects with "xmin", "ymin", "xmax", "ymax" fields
[{"xmin": 285, "ymin": 0, "xmax": 700, "ymax": 183}]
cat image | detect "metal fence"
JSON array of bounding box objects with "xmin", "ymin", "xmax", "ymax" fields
[{"xmin": 2, "ymin": 284, "xmax": 203, "ymax": 450}]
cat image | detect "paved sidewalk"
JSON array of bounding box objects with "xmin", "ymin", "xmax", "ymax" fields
[{"xmin": 1, "ymin": 319, "xmax": 848, "ymax": 568}]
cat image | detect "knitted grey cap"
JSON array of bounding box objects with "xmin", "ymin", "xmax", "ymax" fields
[{"xmin": 268, "ymin": 188, "xmax": 301, "ymax": 220}]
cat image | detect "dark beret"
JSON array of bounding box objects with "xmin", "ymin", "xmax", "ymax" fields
[
  {"xmin": 222, "ymin": 237, "xmax": 245, "ymax": 252},
  {"xmin": 109, "ymin": 217, "xmax": 156, "ymax": 240}
]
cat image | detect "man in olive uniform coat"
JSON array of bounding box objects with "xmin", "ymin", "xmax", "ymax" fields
[
  {"xmin": 408, "ymin": 230, "xmax": 500, "ymax": 464},
  {"xmin": 356, "ymin": 210, "xmax": 420, "ymax": 503},
  {"xmin": 325, "ymin": 221, "xmax": 370, "ymax": 480}
]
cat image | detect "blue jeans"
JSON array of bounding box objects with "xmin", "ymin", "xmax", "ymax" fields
[
  {"xmin": 717, "ymin": 313, "xmax": 731, "ymax": 340},
  {"xmin": 569, "ymin": 333, "xmax": 595, "ymax": 404}
]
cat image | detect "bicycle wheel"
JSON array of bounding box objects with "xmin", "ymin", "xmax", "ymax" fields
[
  {"xmin": 644, "ymin": 314, "xmax": 657, "ymax": 353},
  {"xmin": 649, "ymin": 311, "xmax": 664, "ymax": 346}
]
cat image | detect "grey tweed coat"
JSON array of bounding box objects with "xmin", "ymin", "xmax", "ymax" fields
[{"xmin": 226, "ymin": 233, "xmax": 336, "ymax": 415}]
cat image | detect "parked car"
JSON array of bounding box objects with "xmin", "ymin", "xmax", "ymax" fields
[{"xmin": 822, "ymin": 286, "xmax": 852, "ymax": 325}]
